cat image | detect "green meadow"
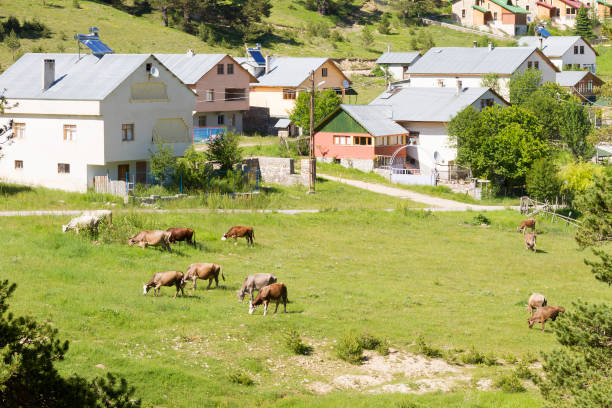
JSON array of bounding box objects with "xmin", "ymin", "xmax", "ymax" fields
[{"xmin": 0, "ymin": 207, "xmax": 605, "ymax": 407}]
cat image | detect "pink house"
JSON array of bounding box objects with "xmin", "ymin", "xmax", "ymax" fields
[{"xmin": 156, "ymin": 52, "xmax": 257, "ymax": 134}]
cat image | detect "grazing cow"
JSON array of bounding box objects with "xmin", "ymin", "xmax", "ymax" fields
[
  {"xmin": 517, "ymin": 219, "xmax": 536, "ymax": 233},
  {"xmin": 167, "ymin": 227, "xmax": 196, "ymax": 246},
  {"xmin": 128, "ymin": 230, "xmax": 172, "ymax": 251},
  {"xmin": 143, "ymin": 270, "xmax": 185, "ymax": 298},
  {"xmin": 528, "ymin": 306, "xmax": 565, "ymax": 331},
  {"xmin": 525, "ymin": 231, "xmax": 536, "ymax": 252},
  {"xmin": 222, "ymin": 226, "xmax": 254, "ymax": 247},
  {"xmin": 249, "ymin": 283, "xmax": 287, "ymax": 316},
  {"xmin": 62, "ymin": 214, "xmax": 102, "ymax": 234},
  {"xmin": 527, "ymin": 293, "xmax": 547, "ymax": 316},
  {"xmin": 237, "ymin": 273, "xmax": 277, "ymax": 302},
  {"xmin": 85, "ymin": 209, "xmax": 113, "ymax": 226},
  {"xmin": 182, "ymin": 263, "xmax": 224, "ymax": 292}
]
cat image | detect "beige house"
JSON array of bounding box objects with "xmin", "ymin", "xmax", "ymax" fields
[
  {"xmin": 156, "ymin": 52, "xmax": 257, "ymax": 135},
  {"xmin": 451, "ymin": 0, "xmax": 529, "ymax": 36}
]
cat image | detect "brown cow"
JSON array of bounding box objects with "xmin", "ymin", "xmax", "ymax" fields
[
  {"xmin": 167, "ymin": 227, "xmax": 196, "ymax": 246},
  {"xmin": 128, "ymin": 230, "xmax": 172, "ymax": 251},
  {"xmin": 143, "ymin": 271, "xmax": 185, "ymax": 298},
  {"xmin": 517, "ymin": 219, "xmax": 536, "ymax": 233},
  {"xmin": 528, "ymin": 306, "xmax": 565, "ymax": 331},
  {"xmin": 182, "ymin": 263, "xmax": 225, "ymax": 292},
  {"xmin": 527, "ymin": 293, "xmax": 547, "ymax": 316},
  {"xmin": 249, "ymin": 283, "xmax": 287, "ymax": 315},
  {"xmin": 525, "ymin": 231, "xmax": 536, "ymax": 252},
  {"xmin": 222, "ymin": 226, "xmax": 254, "ymax": 247}
]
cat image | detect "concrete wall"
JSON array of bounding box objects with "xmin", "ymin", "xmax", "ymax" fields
[{"xmin": 243, "ymin": 156, "xmax": 309, "ymax": 186}]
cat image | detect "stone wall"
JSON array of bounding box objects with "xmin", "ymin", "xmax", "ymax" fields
[{"xmin": 243, "ymin": 157, "xmax": 309, "ymax": 186}]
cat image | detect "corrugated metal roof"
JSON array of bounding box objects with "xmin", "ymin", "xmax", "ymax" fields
[
  {"xmin": 518, "ymin": 36, "xmax": 581, "ymax": 57},
  {"xmin": 556, "ymin": 70, "xmax": 589, "ymax": 86},
  {"xmin": 249, "ymin": 57, "xmax": 328, "ymax": 87},
  {"xmin": 0, "ymin": 53, "xmax": 151, "ymax": 100},
  {"xmin": 376, "ymin": 52, "xmax": 420, "ymax": 64},
  {"xmin": 340, "ymin": 104, "xmax": 408, "ymax": 136},
  {"xmin": 154, "ymin": 53, "xmax": 226, "ymax": 84},
  {"xmin": 370, "ymin": 87, "xmax": 497, "ymax": 122},
  {"xmin": 274, "ymin": 118, "xmax": 291, "ymax": 128},
  {"xmin": 407, "ymin": 47, "xmax": 538, "ymax": 75}
]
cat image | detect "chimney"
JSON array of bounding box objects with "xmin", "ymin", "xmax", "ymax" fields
[
  {"xmin": 42, "ymin": 59, "xmax": 55, "ymax": 91},
  {"xmin": 473, "ymin": 40, "xmax": 478, "ymax": 48},
  {"xmin": 265, "ymin": 55, "xmax": 271, "ymax": 75},
  {"xmin": 488, "ymin": 42, "xmax": 493, "ymax": 51},
  {"xmin": 387, "ymin": 44, "xmax": 391, "ymax": 53},
  {"xmin": 539, "ymin": 37, "xmax": 543, "ymax": 50},
  {"xmin": 456, "ymin": 79, "xmax": 463, "ymax": 95}
]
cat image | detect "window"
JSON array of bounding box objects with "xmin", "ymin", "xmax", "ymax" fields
[
  {"xmin": 225, "ymin": 88, "xmax": 246, "ymax": 101},
  {"xmin": 13, "ymin": 122, "xmax": 25, "ymax": 139},
  {"xmin": 526, "ymin": 5, "xmax": 529, "ymax": 10},
  {"xmin": 580, "ymin": 45, "xmax": 585, "ymax": 54},
  {"xmin": 217, "ymin": 114, "xmax": 224, "ymax": 125},
  {"xmin": 121, "ymin": 124, "xmax": 134, "ymax": 141},
  {"xmin": 14, "ymin": 160, "xmax": 23, "ymax": 169},
  {"xmin": 282, "ymin": 88, "xmax": 297, "ymax": 99},
  {"xmin": 408, "ymin": 131, "xmax": 419, "ymax": 145},
  {"xmin": 480, "ymin": 98, "xmax": 494, "ymax": 109},
  {"xmin": 527, "ymin": 61, "xmax": 532, "ymax": 68},
  {"xmin": 462, "ymin": 9, "xmax": 466, "ymax": 17},
  {"xmin": 63, "ymin": 124, "xmax": 76, "ymax": 141},
  {"xmin": 574, "ymin": 64, "xmax": 580, "ymax": 69},
  {"xmin": 534, "ymin": 61, "xmax": 539, "ymax": 69},
  {"xmin": 437, "ymin": 79, "xmax": 445, "ymax": 87},
  {"xmin": 217, "ymin": 64, "xmax": 224, "ymax": 74},
  {"xmin": 58, "ymin": 163, "xmax": 70, "ymax": 174},
  {"xmin": 353, "ymin": 136, "xmax": 372, "ymax": 145},
  {"xmin": 322, "ymin": 67, "xmax": 328, "ymax": 77},
  {"xmin": 227, "ymin": 63, "xmax": 234, "ymax": 75},
  {"xmin": 493, "ymin": 11, "xmax": 498, "ymax": 19},
  {"xmin": 333, "ymin": 135, "xmax": 352, "ymax": 145},
  {"xmin": 198, "ymin": 115, "xmax": 207, "ymax": 127},
  {"xmin": 206, "ymin": 89, "xmax": 214, "ymax": 102},
  {"xmin": 231, "ymin": 114, "xmax": 236, "ymax": 127},
  {"xmin": 587, "ymin": 80, "xmax": 593, "ymax": 92},
  {"xmin": 565, "ymin": 64, "xmax": 572, "ymax": 70}
]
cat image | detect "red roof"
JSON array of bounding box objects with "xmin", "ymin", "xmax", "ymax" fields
[
  {"xmin": 559, "ymin": 0, "xmax": 585, "ymax": 8},
  {"xmin": 536, "ymin": 1, "xmax": 554, "ymax": 8}
]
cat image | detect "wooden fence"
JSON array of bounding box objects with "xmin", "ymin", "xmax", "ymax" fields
[
  {"xmin": 94, "ymin": 176, "xmax": 128, "ymax": 197},
  {"xmin": 519, "ymin": 196, "xmax": 581, "ymax": 226}
]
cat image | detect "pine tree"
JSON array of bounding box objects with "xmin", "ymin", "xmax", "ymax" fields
[
  {"xmin": 5, "ymin": 30, "xmax": 20, "ymax": 61},
  {"xmin": 361, "ymin": 25, "xmax": 374, "ymax": 48},
  {"xmin": 575, "ymin": 6, "xmax": 593, "ymax": 39}
]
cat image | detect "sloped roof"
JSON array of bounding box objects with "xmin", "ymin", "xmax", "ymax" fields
[
  {"xmin": 559, "ymin": 0, "xmax": 583, "ymax": 7},
  {"xmin": 518, "ymin": 36, "xmax": 597, "ymax": 57},
  {"xmin": 239, "ymin": 57, "xmax": 332, "ymax": 87},
  {"xmin": 337, "ymin": 105, "xmax": 408, "ymax": 136},
  {"xmin": 598, "ymin": 0, "xmax": 612, "ymax": 7},
  {"xmin": 473, "ymin": 4, "xmax": 488, "ymax": 12},
  {"xmin": 376, "ymin": 52, "xmax": 420, "ymax": 64},
  {"xmin": 0, "ymin": 53, "xmax": 157, "ymax": 100},
  {"xmin": 556, "ymin": 70, "xmax": 589, "ymax": 86},
  {"xmin": 489, "ymin": 0, "xmax": 529, "ymax": 13},
  {"xmin": 407, "ymin": 47, "xmax": 546, "ymax": 75},
  {"xmin": 370, "ymin": 87, "xmax": 507, "ymax": 122},
  {"xmin": 536, "ymin": 1, "xmax": 555, "ymax": 8},
  {"xmin": 154, "ymin": 53, "xmax": 226, "ymax": 84}
]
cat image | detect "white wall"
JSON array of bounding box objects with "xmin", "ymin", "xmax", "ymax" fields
[
  {"xmin": 387, "ymin": 65, "xmax": 406, "ymax": 81},
  {"xmin": 559, "ymin": 38, "xmax": 597, "ymax": 72}
]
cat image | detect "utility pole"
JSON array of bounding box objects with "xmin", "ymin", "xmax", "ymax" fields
[{"xmin": 309, "ymin": 70, "xmax": 316, "ymax": 194}]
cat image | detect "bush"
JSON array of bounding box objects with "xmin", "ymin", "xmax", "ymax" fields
[
  {"xmin": 205, "ymin": 131, "xmax": 243, "ymax": 172},
  {"xmin": 526, "ymin": 158, "xmax": 562, "ymax": 201},
  {"xmin": 227, "ymin": 370, "xmax": 254, "ymax": 386},
  {"xmin": 330, "ymin": 30, "xmax": 344, "ymax": 42},
  {"xmin": 356, "ymin": 331, "xmax": 389, "ymax": 355},
  {"xmin": 285, "ymin": 329, "xmax": 313, "ymax": 355},
  {"xmin": 494, "ymin": 372, "xmax": 526, "ymax": 393},
  {"xmin": 416, "ymin": 335, "xmax": 443, "ymax": 358},
  {"xmin": 336, "ymin": 332, "xmax": 364, "ymax": 364},
  {"xmin": 515, "ymin": 361, "xmax": 536, "ymax": 380},
  {"xmin": 461, "ymin": 347, "xmax": 497, "ymax": 365},
  {"xmin": 471, "ymin": 213, "xmax": 490, "ymax": 225}
]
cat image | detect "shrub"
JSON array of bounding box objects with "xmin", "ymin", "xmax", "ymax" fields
[
  {"xmin": 494, "ymin": 372, "xmax": 526, "ymax": 393},
  {"xmin": 515, "ymin": 361, "xmax": 536, "ymax": 380},
  {"xmin": 330, "ymin": 30, "xmax": 344, "ymax": 42},
  {"xmin": 205, "ymin": 131, "xmax": 243, "ymax": 172},
  {"xmin": 285, "ymin": 329, "xmax": 313, "ymax": 355},
  {"xmin": 357, "ymin": 331, "xmax": 389, "ymax": 355},
  {"xmin": 526, "ymin": 158, "xmax": 562, "ymax": 201},
  {"xmin": 416, "ymin": 335, "xmax": 443, "ymax": 358},
  {"xmin": 471, "ymin": 213, "xmax": 490, "ymax": 225},
  {"xmin": 461, "ymin": 347, "xmax": 497, "ymax": 365},
  {"xmin": 227, "ymin": 370, "xmax": 254, "ymax": 386},
  {"xmin": 371, "ymin": 64, "xmax": 385, "ymax": 77},
  {"xmin": 336, "ymin": 332, "xmax": 364, "ymax": 364}
]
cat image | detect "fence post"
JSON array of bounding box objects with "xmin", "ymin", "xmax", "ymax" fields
[{"xmin": 180, "ymin": 173, "xmax": 183, "ymax": 195}]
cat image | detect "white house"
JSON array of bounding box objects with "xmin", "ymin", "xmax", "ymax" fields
[
  {"xmin": 402, "ymin": 45, "xmax": 559, "ymax": 99},
  {"xmin": 375, "ymin": 52, "xmax": 421, "ymax": 81},
  {"xmin": 518, "ymin": 36, "xmax": 598, "ymax": 72},
  {"xmin": 0, "ymin": 53, "xmax": 195, "ymax": 192}
]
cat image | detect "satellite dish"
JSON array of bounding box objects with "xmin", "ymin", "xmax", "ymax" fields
[
  {"xmin": 342, "ymin": 79, "xmax": 349, "ymax": 89},
  {"xmin": 150, "ymin": 66, "xmax": 160, "ymax": 78},
  {"xmin": 434, "ymin": 151, "xmax": 440, "ymax": 162}
]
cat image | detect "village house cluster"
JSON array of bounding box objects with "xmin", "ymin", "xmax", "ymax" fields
[{"xmin": 0, "ymin": 31, "xmax": 603, "ymax": 192}]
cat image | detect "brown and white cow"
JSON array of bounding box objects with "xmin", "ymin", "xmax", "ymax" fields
[
  {"xmin": 528, "ymin": 306, "xmax": 565, "ymax": 331},
  {"xmin": 517, "ymin": 219, "xmax": 536, "ymax": 233},
  {"xmin": 167, "ymin": 227, "xmax": 196, "ymax": 246},
  {"xmin": 143, "ymin": 270, "xmax": 185, "ymax": 298},
  {"xmin": 222, "ymin": 226, "xmax": 254, "ymax": 247},
  {"xmin": 128, "ymin": 230, "xmax": 172, "ymax": 251},
  {"xmin": 525, "ymin": 231, "xmax": 537, "ymax": 252},
  {"xmin": 527, "ymin": 293, "xmax": 547, "ymax": 316},
  {"xmin": 237, "ymin": 273, "xmax": 277, "ymax": 302},
  {"xmin": 182, "ymin": 263, "xmax": 224, "ymax": 292},
  {"xmin": 249, "ymin": 283, "xmax": 287, "ymax": 316}
]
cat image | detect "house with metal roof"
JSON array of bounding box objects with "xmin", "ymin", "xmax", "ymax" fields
[
  {"xmin": 451, "ymin": 0, "xmax": 529, "ymax": 36},
  {"xmin": 0, "ymin": 53, "xmax": 195, "ymax": 192},
  {"xmin": 518, "ymin": 36, "xmax": 598, "ymax": 72},
  {"xmin": 375, "ymin": 51, "xmax": 421, "ymax": 81},
  {"xmin": 401, "ymin": 45, "xmax": 559, "ymax": 99},
  {"xmin": 155, "ymin": 51, "xmax": 257, "ymax": 135},
  {"xmin": 235, "ymin": 45, "xmax": 353, "ymax": 120},
  {"xmin": 313, "ymin": 86, "xmax": 508, "ymax": 179},
  {"xmin": 556, "ymin": 70, "xmax": 603, "ymax": 101}
]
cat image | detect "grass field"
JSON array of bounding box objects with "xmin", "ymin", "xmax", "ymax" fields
[{"xmin": 1, "ymin": 208, "xmax": 605, "ymax": 407}]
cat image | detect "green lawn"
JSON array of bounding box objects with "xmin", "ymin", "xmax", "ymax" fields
[{"xmin": 0, "ymin": 209, "xmax": 604, "ymax": 407}]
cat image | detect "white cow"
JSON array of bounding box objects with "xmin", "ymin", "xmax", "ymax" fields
[{"xmin": 62, "ymin": 214, "xmax": 102, "ymax": 234}]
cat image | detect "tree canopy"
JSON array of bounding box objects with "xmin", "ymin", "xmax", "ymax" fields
[
  {"xmin": 204, "ymin": 130, "xmax": 242, "ymax": 172},
  {"xmin": 508, "ymin": 68, "xmax": 542, "ymax": 105},
  {"xmin": 290, "ymin": 89, "xmax": 341, "ymax": 135}
]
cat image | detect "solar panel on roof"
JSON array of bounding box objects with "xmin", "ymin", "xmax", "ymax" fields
[
  {"xmin": 75, "ymin": 32, "xmax": 113, "ymax": 57},
  {"xmin": 536, "ymin": 26, "xmax": 552, "ymax": 38},
  {"xmin": 247, "ymin": 48, "xmax": 266, "ymax": 66}
]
